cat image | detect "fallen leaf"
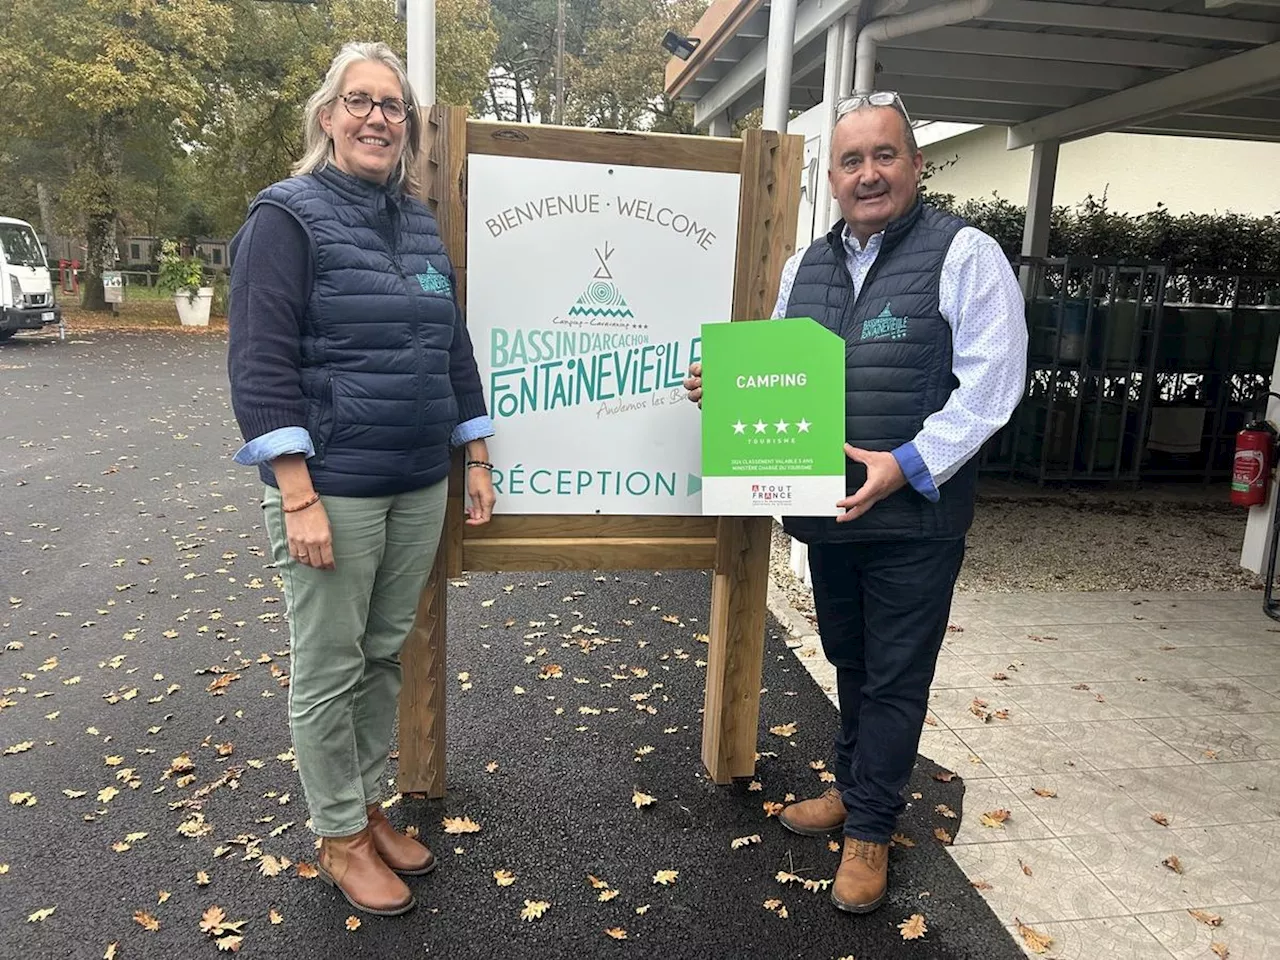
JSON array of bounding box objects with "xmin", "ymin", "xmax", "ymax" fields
[
  {"xmin": 762, "ymin": 801, "xmax": 784, "ymax": 817},
  {"xmin": 605, "ymin": 927, "xmax": 628, "ymax": 940},
  {"xmin": 1019, "ymin": 858, "xmax": 1033, "ymax": 877},
  {"xmin": 898, "ymin": 913, "xmax": 927, "ymax": 940},
  {"xmin": 632, "ymin": 789, "xmax": 656, "ymax": 809},
  {"xmin": 9, "ymin": 792, "xmax": 37, "ymax": 807},
  {"xmin": 1211, "ymin": 942, "xmax": 1229, "ymax": 959},
  {"xmin": 599, "ymin": 888, "xmax": 620, "ymax": 902},
  {"xmin": 1188, "ymin": 909, "xmax": 1223, "ymax": 927},
  {"xmin": 269, "ymin": 909, "xmax": 284, "ymax": 924},
  {"xmin": 980, "ymin": 809, "xmax": 1012, "ymax": 828},
  {"xmin": 3, "ymin": 742, "xmax": 34, "ymax": 755},
  {"xmin": 828, "ymin": 840, "xmax": 840, "ymax": 852},
  {"xmin": 494, "ymin": 870, "xmax": 516, "ymax": 886},
  {"xmin": 731, "ymin": 834, "xmax": 762, "ymax": 849},
  {"xmin": 1016, "ymin": 919, "xmax": 1053, "ymax": 954},
  {"xmin": 1030, "ymin": 787, "xmax": 1057, "ymax": 798},
  {"xmin": 27, "ymin": 907, "xmax": 56, "ymax": 923},
  {"xmin": 891, "ymin": 833, "xmax": 916, "ymax": 848},
  {"xmin": 258, "ymin": 854, "xmax": 287, "ymax": 877},
  {"xmin": 345, "ymin": 916, "xmax": 361, "ymax": 931},
  {"xmin": 768, "ymin": 722, "xmax": 797, "ymax": 738},
  {"xmin": 157, "ymin": 890, "xmax": 171, "ymax": 905},
  {"xmin": 1163, "ymin": 855, "xmax": 1184, "ymax": 875},
  {"xmin": 1150, "ymin": 812, "xmax": 1171, "ymax": 827},
  {"xmin": 653, "ymin": 869, "xmax": 678, "ymax": 886},
  {"xmin": 295, "ymin": 862, "xmax": 318, "ymax": 880},
  {"xmin": 934, "ymin": 828, "xmax": 953, "ymax": 845},
  {"xmin": 970, "ymin": 879, "xmax": 993, "ymax": 890},
  {"xmin": 442, "ymin": 816, "xmax": 481, "ymax": 834},
  {"xmin": 935, "ymin": 804, "xmax": 957, "ymax": 819},
  {"xmin": 196, "ymin": 870, "xmax": 212, "ymax": 885},
  {"xmin": 587, "ymin": 875, "xmax": 611, "ymax": 889},
  {"xmin": 134, "ymin": 910, "xmax": 160, "ymax": 932},
  {"xmin": 104, "ymin": 944, "xmax": 118, "ymax": 960},
  {"xmin": 635, "ymin": 905, "xmax": 650, "ymax": 915},
  {"xmin": 521, "ymin": 900, "xmax": 550, "ymax": 921},
  {"xmin": 932, "ymin": 770, "xmax": 956, "ymax": 782},
  {"xmin": 216, "ymin": 935, "xmax": 243, "ymax": 952}
]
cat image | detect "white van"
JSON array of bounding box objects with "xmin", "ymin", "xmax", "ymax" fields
[{"xmin": 0, "ymin": 216, "xmax": 61, "ymax": 340}]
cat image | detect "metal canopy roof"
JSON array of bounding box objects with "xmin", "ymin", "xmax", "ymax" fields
[{"xmin": 664, "ymin": 0, "xmax": 1280, "ymax": 144}]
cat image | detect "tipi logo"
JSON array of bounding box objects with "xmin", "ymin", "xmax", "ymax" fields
[
  {"xmin": 568, "ymin": 243, "xmax": 634, "ymax": 319},
  {"xmin": 860, "ymin": 303, "xmax": 909, "ymax": 341}
]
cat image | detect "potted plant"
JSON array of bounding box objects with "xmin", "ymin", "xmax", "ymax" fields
[{"xmin": 157, "ymin": 239, "xmax": 213, "ymax": 326}]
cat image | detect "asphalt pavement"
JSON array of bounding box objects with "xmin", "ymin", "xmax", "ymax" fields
[{"xmin": 0, "ymin": 331, "xmax": 1024, "ymax": 960}]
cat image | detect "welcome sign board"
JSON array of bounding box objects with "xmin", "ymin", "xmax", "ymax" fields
[{"xmin": 466, "ymin": 154, "xmax": 741, "ymax": 514}]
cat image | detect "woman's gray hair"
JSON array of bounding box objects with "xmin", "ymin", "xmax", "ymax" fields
[{"xmin": 293, "ymin": 41, "xmax": 422, "ymax": 194}]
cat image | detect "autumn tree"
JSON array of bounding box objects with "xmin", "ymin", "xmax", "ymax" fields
[
  {"xmin": 0, "ymin": 0, "xmax": 232, "ymax": 309},
  {"xmin": 564, "ymin": 0, "xmax": 706, "ymax": 133}
]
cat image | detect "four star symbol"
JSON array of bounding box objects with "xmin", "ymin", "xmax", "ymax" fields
[{"xmin": 732, "ymin": 419, "xmax": 814, "ymax": 435}]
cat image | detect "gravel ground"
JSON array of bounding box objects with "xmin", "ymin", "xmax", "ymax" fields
[{"xmin": 770, "ymin": 486, "xmax": 1262, "ymax": 625}]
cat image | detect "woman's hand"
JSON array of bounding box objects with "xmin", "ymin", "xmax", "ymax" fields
[
  {"xmin": 466, "ymin": 466, "xmax": 496, "ymax": 525},
  {"xmin": 271, "ymin": 453, "xmax": 334, "ymax": 569},
  {"xmin": 284, "ymin": 498, "xmax": 336, "ymax": 569}
]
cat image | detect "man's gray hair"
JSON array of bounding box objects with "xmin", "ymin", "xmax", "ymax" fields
[
  {"xmin": 835, "ymin": 93, "xmax": 919, "ymax": 155},
  {"xmin": 293, "ymin": 41, "xmax": 422, "ymax": 194}
]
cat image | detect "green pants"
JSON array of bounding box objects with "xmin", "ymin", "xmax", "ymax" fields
[{"xmin": 263, "ymin": 481, "xmax": 447, "ymax": 837}]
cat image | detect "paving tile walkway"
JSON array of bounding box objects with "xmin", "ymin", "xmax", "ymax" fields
[{"xmin": 778, "ymin": 588, "xmax": 1280, "ymax": 959}]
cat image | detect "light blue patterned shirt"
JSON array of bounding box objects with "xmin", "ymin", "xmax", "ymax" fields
[
  {"xmin": 233, "ymin": 416, "xmax": 495, "ymax": 466},
  {"xmin": 773, "ymin": 224, "xmax": 1028, "ymax": 501}
]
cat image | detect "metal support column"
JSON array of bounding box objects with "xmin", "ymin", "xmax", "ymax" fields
[
  {"xmin": 762, "ymin": 0, "xmax": 798, "ymax": 132},
  {"xmin": 1019, "ymin": 139, "xmax": 1060, "ymax": 295},
  {"xmin": 406, "ymin": 0, "xmax": 436, "ymax": 107}
]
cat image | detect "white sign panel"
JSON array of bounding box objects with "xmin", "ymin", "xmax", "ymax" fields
[{"xmin": 466, "ymin": 154, "xmax": 740, "ymax": 515}]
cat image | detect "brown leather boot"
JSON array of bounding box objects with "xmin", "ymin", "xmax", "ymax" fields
[
  {"xmin": 779, "ymin": 787, "xmax": 847, "ymax": 837},
  {"xmin": 366, "ymin": 804, "xmax": 436, "ymax": 877},
  {"xmin": 317, "ymin": 827, "xmax": 416, "ymax": 916},
  {"xmin": 831, "ymin": 837, "xmax": 889, "ymax": 914}
]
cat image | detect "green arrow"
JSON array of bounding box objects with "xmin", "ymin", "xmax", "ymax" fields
[{"xmin": 687, "ymin": 473, "xmax": 702, "ymax": 496}]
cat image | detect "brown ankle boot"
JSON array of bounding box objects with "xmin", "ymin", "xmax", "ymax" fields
[
  {"xmin": 831, "ymin": 837, "xmax": 889, "ymax": 914},
  {"xmin": 779, "ymin": 787, "xmax": 847, "ymax": 837},
  {"xmin": 318, "ymin": 827, "xmax": 416, "ymax": 916},
  {"xmin": 366, "ymin": 804, "xmax": 436, "ymax": 877}
]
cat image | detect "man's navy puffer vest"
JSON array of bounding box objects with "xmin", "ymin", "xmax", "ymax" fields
[
  {"xmin": 251, "ymin": 166, "xmax": 460, "ymax": 497},
  {"xmin": 783, "ymin": 201, "xmax": 977, "ymax": 543}
]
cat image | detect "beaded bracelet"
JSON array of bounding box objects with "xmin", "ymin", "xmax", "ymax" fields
[
  {"xmin": 282, "ymin": 492, "xmax": 321, "ymax": 513},
  {"xmin": 466, "ymin": 460, "xmax": 494, "ymax": 471}
]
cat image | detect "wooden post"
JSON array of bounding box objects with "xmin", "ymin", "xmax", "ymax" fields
[
  {"xmin": 398, "ymin": 106, "xmax": 469, "ymax": 798},
  {"xmin": 701, "ymin": 129, "xmax": 804, "ymax": 783}
]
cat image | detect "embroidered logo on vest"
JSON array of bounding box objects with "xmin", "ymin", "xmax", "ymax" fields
[
  {"xmin": 860, "ymin": 303, "xmax": 908, "ymax": 341},
  {"xmin": 417, "ymin": 263, "xmax": 452, "ymax": 296}
]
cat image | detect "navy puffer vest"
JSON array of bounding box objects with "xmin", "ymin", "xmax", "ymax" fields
[
  {"xmin": 251, "ymin": 166, "xmax": 459, "ymax": 497},
  {"xmin": 783, "ymin": 202, "xmax": 977, "ymax": 543}
]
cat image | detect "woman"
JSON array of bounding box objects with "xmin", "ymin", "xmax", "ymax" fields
[{"xmin": 227, "ymin": 41, "xmax": 495, "ymax": 917}]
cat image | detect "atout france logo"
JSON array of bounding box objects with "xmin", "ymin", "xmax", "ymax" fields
[{"xmin": 751, "ymin": 483, "xmax": 793, "ymax": 506}]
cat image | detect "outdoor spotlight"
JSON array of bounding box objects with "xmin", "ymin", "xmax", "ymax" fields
[{"xmin": 662, "ymin": 30, "xmax": 701, "ymax": 61}]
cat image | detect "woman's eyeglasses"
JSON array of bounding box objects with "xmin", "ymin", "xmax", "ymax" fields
[{"xmin": 338, "ymin": 93, "xmax": 412, "ymax": 125}]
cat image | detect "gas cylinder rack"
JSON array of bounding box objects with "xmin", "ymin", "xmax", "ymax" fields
[{"xmin": 993, "ymin": 256, "xmax": 1167, "ymax": 485}]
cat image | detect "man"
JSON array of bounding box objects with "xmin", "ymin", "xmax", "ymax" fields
[{"xmin": 685, "ymin": 93, "xmax": 1027, "ymax": 914}]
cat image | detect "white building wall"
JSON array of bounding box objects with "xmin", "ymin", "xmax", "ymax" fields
[{"xmin": 923, "ymin": 126, "xmax": 1280, "ymax": 216}]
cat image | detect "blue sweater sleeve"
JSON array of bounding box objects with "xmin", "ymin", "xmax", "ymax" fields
[
  {"xmin": 445, "ymin": 262, "xmax": 489, "ymax": 425},
  {"xmin": 226, "ymin": 203, "xmax": 312, "ymax": 445}
]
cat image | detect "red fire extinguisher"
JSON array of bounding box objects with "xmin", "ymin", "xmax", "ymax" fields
[{"xmin": 1232, "ymin": 419, "xmax": 1277, "ymax": 507}]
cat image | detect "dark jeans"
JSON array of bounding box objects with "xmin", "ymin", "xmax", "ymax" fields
[{"xmin": 807, "ymin": 537, "xmax": 966, "ymax": 843}]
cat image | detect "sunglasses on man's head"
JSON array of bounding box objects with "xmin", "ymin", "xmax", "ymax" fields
[{"xmin": 836, "ymin": 91, "xmax": 912, "ymax": 125}]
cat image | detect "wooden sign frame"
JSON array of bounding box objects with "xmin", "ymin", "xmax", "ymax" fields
[{"xmin": 398, "ymin": 107, "xmax": 803, "ymax": 798}]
